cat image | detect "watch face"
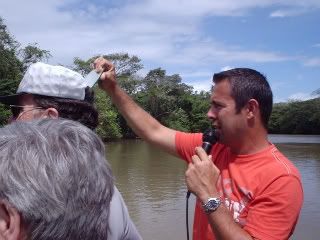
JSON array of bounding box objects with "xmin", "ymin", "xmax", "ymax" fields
[
  {"xmin": 208, "ymin": 199, "xmax": 219, "ymax": 208},
  {"xmin": 203, "ymin": 197, "xmax": 221, "ymax": 213}
]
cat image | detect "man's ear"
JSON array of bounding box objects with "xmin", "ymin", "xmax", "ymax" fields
[
  {"xmin": 246, "ymin": 99, "xmax": 259, "ymax": 119},
  {"xmin": 43, "ymin": 108, "xmax": 59, "ymax": 119},
  {"xmin": 0, "ymin": 200, "xmax": 21, "ymax": 240}
]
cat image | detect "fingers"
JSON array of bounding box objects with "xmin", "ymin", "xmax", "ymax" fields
[
  {"xmin": 94, "ymin": 57, "xmax": 117, "ymax": 91},
  {"xmin": 191, "ymin": 155, "xmax": 201, "ymax": 164},
  {"xmin": 185, "ymin": 157, "xmax": 220, "ymax": 201},
  {"xmin": 185, "ymin": 163, "xmax": 193, "ymax": 178},
  {"xmin": 195, "ymin": 147, "xmax": 211, "ymax": 162},
  {"xmin": 93, "ymin": 57, "xmax": 115, "ymax": 73},
  {"xmin": 185, "ymin": 164, "xmax": 194, "ymax": 193},
  {"xmin": 211, "ymin": 162, "xmax": 220, "ymax": 176},
  {"xmin": 191, "ymin": 147, "xmax": 219, "ymax": 174}
]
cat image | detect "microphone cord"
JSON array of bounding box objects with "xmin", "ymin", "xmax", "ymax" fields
[{"xmin": 186, "ymin": 191, "xmax": 191, "ymax": 240}]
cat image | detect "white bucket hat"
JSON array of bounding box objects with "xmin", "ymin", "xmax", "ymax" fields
[{"xmin": 0, "ymin": 62, "xmax": 90, "ymax": 104}]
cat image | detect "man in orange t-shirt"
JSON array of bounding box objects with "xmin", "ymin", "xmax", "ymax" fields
[
  {"xmin": 178, "ymin": 132, "xmax": 302, "ymax": 239},
  {"xmin": 96, "ymin": 57, "xmax": 303, "ymax": 240}
]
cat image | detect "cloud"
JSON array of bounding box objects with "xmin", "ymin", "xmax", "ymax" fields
[
  {"xmin": 269, "ymin": 8, "xmax": 309, "ymax": 17},
  {"xmin": 221, "ymin": 66, "xmax": 234, "ymax": 71},
  {"xmin": 121, "ymin": 0, "xmax": 320, "ymax": 18},
  {"xmin": 303, "ymin": 58, "xmax": 320, "ymax": 67},
  {"xmin": 1, "ymin": 0, "xmax": 318, "ymax": 103},
  {"xmin": 287, "ymin": 92, "xmax": 315, "ymax": 101},
  {"xmin": 268, "ymin": 0, "xmax": 320, "ymax": 17},
  {"xmin": 313, "ymin": 43, "xmax": 320, "ymax": 48},
  {"xmin": 0, "ymin": 0, "xmax": 317, "ymax": 75},
  {"xmin": 185, "ymin": 79, "xmax": 212, "ymax": 92},
  {"xmin": 0, "ymin": 0, "xmax": 309, "ymax": 66},
  {"xmin": 153, "ymin": 37, "xmax": 292, "ymax": 68},
  {"xmin": 180, "ymin": 71, "xmax": 212, "ymax": 92},
  {"xmin": 181, "ymin": 71, "xmax": 213, "ymax": 79}
]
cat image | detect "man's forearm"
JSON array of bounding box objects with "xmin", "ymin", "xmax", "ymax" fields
[
  {"xmin": 96, "ymin": 57, "xmax": 177, "ymax": 155},
  {"xmin": 103, "ymin": 84, "xmax": 178, "ymax": 156},
  {"xmin": 104, "ymin": 84, "xmax": 161, "ymax": 140},
  {"xmin": 206, "ymin": 204, "xmax": 252, "ymax": 240}
]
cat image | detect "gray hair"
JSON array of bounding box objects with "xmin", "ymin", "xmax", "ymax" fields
[{"xmin": 0, "ymin": 119, "xmax": 114, "ymax": 240}]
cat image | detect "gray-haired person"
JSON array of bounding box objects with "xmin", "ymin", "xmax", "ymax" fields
[{"xmin": 0, "ymin": 119, "xmax": 141, "ymax": 240}]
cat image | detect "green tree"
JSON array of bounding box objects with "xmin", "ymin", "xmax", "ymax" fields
[
  {"xmin": 19, "ymin": 43, "xmax": 51, "ymax": 71},
  {"xmin": 0, "ymin": 17, "xmax": 22, "ymax": 126},
  {"xmin": 188, "ymin": 91, "xmax": 211, "ymax": 132},
  {"xmin": 0, "ymin": 17, "xmax": 51, "ymax": 126},
  {"xmin": 269, "ymin": 98, "xmax": 320, "ymax": 134},
  {"xmin": 73, "ymin": 53, "xmax": 144, "ymax": 139},
  {"xmin": 106, "ymin": 53, "xmax": 143, "ymax": 77},
  {"xmin": 164, "ymin": 108, "xmax": 191, "ymax": 132},
  {"xmin": 0, "ymin": 17, "xmax": 22, "ymax": 84},
  {"xmin": 138, "ymin": 68, "xmax": 187, "ymax": 123},
  {"xmin": 0, "ymin": 17, "xmax": 19, "ymax": 50},
  {"xmin": 94, "ymin": 87, "xmax": 122, "ymax": 140},
  {"xmin": 135, "ymin": 68, "xmax": 211, "ymax": 133},
  {"xmin": 73, "ymin": 53, "xmax": 143, "ymax": 76},
  {"xmin": 268, "ymin": 103, "xmax": 288, "ymax": 133},
  {"xmin": 73, "ymin": 53, "xmax": 143, "ymax": 93},
  {"xmin": 312, "ymin": 88, "xmax": 320, "ymax": 97},
  {"xmin": 72, "ymin": 57, "xmax": 92, "ymax": 76}
]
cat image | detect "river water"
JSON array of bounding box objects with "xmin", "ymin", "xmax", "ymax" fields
[{"xmin": 107, "ymin": 135, "xmax": 320, "ymax": 240}]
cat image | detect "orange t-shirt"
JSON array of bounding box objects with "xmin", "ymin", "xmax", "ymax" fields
[{"xmin": 176, "ymin": 132, "xmax": 303, "ymax": 240}]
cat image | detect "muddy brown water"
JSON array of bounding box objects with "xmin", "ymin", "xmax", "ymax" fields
[{"xmin": 107, "ymin": 135, "xmax": 320, "ymax": 240}]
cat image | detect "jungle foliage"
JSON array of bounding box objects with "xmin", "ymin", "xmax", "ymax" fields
[{"xmin": 0, "ymin": 17, "xmax": 319, "ymax": 139}]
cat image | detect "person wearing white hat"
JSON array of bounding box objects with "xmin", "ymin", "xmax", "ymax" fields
[
  {"xmin": 0, "ymin": 62, "xmax": 98, "ymax": 129},
  {"xmin": 0, "ymin": 63, "xmax": 142, "ymax": 239}
]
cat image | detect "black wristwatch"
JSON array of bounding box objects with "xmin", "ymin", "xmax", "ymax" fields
[{"xmin": 202, "ymin": 197, "xmax": 221, "ymax": 214}]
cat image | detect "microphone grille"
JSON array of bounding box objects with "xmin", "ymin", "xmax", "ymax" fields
[{"xmin": 202, "ymin": 128, "xmax": 219, "ymax": 144}]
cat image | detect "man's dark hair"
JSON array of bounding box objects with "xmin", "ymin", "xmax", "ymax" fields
[
  {"xmin": 33, "ymin": 87, "xmax": 98, "ymax": 130},
  {"xmin": 213, "ymin": 68, "xmax": 273, "ymax": 129}
]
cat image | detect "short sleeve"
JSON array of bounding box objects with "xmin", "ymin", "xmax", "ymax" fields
[
  {"xmin": 243, "ymin": 176, "xmax": 303, "ymax": 240},
  {"xmin": 175, "ymin": 131, "xmax": 203, "ymax": 163},
  {"xmin": 108, "ymin": 186, "xmax": 142, "ymax": 240}
]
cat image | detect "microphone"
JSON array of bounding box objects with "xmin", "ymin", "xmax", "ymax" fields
[
  {"xmin": 187, "ymin": 128, "xmax": 219, "ymax": 198},
  {"xmin": 202, "ymin": 128, "xmax": 219, "ymax": 154}
]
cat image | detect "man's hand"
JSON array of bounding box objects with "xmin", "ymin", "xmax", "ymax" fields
[
  {"xmin": 93, "ymin": 57, "xmax": 117, "ymax": 91},
  {"xmin": 185, "ymin": 147, "xmax": 220, "ymax": 202}
]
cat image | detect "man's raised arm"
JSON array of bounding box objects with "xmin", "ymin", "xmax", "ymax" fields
[{"xmin": 94, "ymin": 57, "xmax": 178, "ymax": 157}]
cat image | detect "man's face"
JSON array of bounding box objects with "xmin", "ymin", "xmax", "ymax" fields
[
  {"xmin": 207, "ymin": 80, "xmax": 247, "ymax": 146},
  {"xmin": 9, "ymin": 94, "xmax": 44, "ymax": 122}
]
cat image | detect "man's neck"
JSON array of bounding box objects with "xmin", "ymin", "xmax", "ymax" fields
[{"xmin": 230, "ymin": 128, "xmax": 270, "ymax": 155}]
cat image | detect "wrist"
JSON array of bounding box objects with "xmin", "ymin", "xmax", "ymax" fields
[
  {"xmin": 199, "ymin": 191, "xmax": 220, "ymax": 204},
  {"xmin": 100, "ymin": 81, "xmax": 117, "ymax": 93},
  {"xmin": 202, "ymin": 196, "xmax": 222, "ymax": 214}
]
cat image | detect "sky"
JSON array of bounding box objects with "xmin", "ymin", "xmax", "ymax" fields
[{"xmin": 0, "ymin": 0, "xmax": 319, "ymax": 102}]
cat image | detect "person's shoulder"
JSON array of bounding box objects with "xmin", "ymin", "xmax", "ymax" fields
[
  {"xmin": 262, "ymin": 145, "xmax": 301, "ymax": 179},
  {"xmin": 108, "ymin": 186, "xmax": 142, "ymax": 240},
  {"xmin": 269, "ymin": 145, "xmax": 300, "ymax": 173},
  {"xmin": 248, "ymin": 145, "xmax": 303, "ymax": 200},
  {"xmin": 175, "ymin": 131, "xmax": 203, "ymax": 151},
  {"xmin": 175, "ymin": 131, "xmax": 202, "ymax": 141}
]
